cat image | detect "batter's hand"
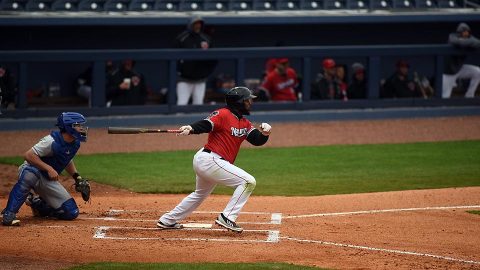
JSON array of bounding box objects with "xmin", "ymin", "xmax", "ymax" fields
[
  {"xmin": 178, "ymin": 125, "xmax": 193, "ymax": 136},
  {"xmin": 259, "ymin": 123, "xmax": 272, "ymax": 136}
]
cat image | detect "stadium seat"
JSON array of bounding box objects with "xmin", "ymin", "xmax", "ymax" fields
[
  {"xmin": 371, "ymin": 0, "xmax": 393, "ymax": 8},
  {"xmin": 0, "ymin": 0, "xmax": 28, "ymax": 10},
  {"xmin": 437, "ymin": 0, "xmax": 463, "ymax": 7},
  {"xmin": 300, "ymin": 0, "xmax": 324, "ymax": 9},
  {"xmin": 154, "ymin": 0, "xmax": 181, "ymax": 11},
  {"xmin": 253, "ymin": 0, "xmax": 277, "ymax": 10},
  {"xmin": 324, "ymin": 0, "xmax": 346, "ymax": 9},
  {"xmin": 129, "ymin": 0, "xmax": 155, "ymax": 10},
  {"xmin": 348, "ymin": 0, "xmax": 370, "ymax": 8},
  {"xmin": 78, "ymin": 0, "xmax": 106, "ymax": 10},
  {"xmin": 415, "ymin": 0, "xmax": 437, "ymax": 7},
  {"xmin": 51, "ymin": 0, "xmax": 79, "ymax": 11},
  {"xmin": 276, "ymin": 0, "xmax": 300, "ymax": 9},
  {"xmin": 393, "ymin": 0, "xmax": 416, "ymax": 8},
  {"xmin": 229, "ymin": 0, "xmax": 254, "ymax": 10},
  {"xmin": 179, "ymin": 0, "xmax": 203, "ymax": 11},
  {"xmin": 104, "ymin": 0, "xmax": 130, "ymax": 11},
  {"xmin": 204, "ymin": 0, "xmax": 230, "ymax": 11},
  {"xmin": 26, "ymin": 0, "xmax": 53, "ymax": 10}
]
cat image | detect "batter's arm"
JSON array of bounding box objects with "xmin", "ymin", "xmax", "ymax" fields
[
  {"xmin": 246, "ymin": 129, "xmax": 269, "ymax": 146},
  {"xmin": 190, "ymin": 120, "xmax": 213, "ymax": 134}
]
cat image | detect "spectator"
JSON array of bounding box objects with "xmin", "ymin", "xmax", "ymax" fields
[
  {"xmin": 311, "ymin": 58, "xmax": 346, "ymax": 100},
  {"xmin": 205, "ymin": 73, "xmax": 236, "ymax": 104},
  {"xmin": 76, "ymin": 60, "xmax": 116, "ymax": 106},
  {"xmin": 336, "ymin": 64, "xmax": 348, "ymax": 101},
  {"xmin": 443, "ymin": 22, "xmax": 480, "ymax": 98},
  {"xmin": 106, "ymin": 59, "xmax": 147, "ymax": 106},
  {"xmin": 259, "ymin": 58, "xmax": 298, "ymax": 102},
  {"xmin": 347, "ymin": 62, "xmax": 367, "ymax": 99},
  {"xmin": 0, "ymin": 65, "xmax": 17, "ymax": 110},
  {"xmin": 381, "ymin": 60, "xmax": 422, "ymax": 98},
  {"xmin": 174, "ymin": 16, "xmax": 218, "ymax": 105}
]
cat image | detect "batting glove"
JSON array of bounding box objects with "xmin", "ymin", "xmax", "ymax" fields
[
  {"xmin": 178, "ymin": 125, "xmax": 193, "ymax": 136},
  {"xmin": 259, "ymin": 123, "xmax": 272, "ymax": 136}
]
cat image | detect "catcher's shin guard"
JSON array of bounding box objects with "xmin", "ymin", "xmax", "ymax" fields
[{"xmin": 54, "ymin": 198, "xmax": 79, "ymax": 220}]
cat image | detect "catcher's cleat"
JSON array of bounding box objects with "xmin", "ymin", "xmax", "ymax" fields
[
  {"xmin": 156, "ymin": 220, "xmax": 183, "ymax": 230},
  {"xmin": 2, "ymin": 211, "xmax": 20, "ymax": 226},
  {"xmin": 215, "ymin": 213, "xmax": 243, "ymax": 233},
  {"xmin": 25, "ymin": 193, "xmax": 41, "ymax": 217}
]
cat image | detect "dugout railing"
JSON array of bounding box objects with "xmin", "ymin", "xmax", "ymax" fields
[{"xmin": 0, "ymin": 44, "xmax": 479, "ymax": 118}]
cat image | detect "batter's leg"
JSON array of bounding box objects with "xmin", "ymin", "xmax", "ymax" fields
[{"xmin": 159, "ymin": 176, "xmax": 216, "ymax": 225}]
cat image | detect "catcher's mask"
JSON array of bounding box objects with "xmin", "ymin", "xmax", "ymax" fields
[
  {"xmin": 56, "ymin": 112, "xmax": 88, "ymax": 142},
  {"xmin": 225, "ymin": 87, "xmax": 257, "ymax": 115}
]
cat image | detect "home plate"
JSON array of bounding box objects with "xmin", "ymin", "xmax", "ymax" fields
[{"xmin": 182, "ymin": 223, "xmax": 213, "ymax": 229}]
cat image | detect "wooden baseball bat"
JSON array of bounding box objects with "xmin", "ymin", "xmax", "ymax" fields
[{"xmin": 108, "ymin": 127, "xmax": 181, "ymax": 134}]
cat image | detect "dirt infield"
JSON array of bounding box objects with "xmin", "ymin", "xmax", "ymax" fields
[{"xmin": 1, "ymin": 116, "xmax": 480, "ymax": 270}]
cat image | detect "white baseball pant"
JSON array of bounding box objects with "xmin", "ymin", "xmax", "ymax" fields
[
  {"xmin": 160, "ymin": 148, "xmax": 256, "ymax": 225},
  {"xmin": 176, "ymin": 81, "xmax": 206, "ymax": 105},
  {"xmin": 442, "ymin": 64, "xmax": 480, "ymax": 98}
]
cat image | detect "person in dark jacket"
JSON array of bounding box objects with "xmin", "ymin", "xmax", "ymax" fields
[
  {"xmin": 443, "ymin": 22, "xmax": 480, "ymax": 98},
  {"xmin": 311, "ymin": 58, "xmax": 346, "ymax": 100},
  {"xmin": 174, "ymin": 16, "xmax": 217, "ymax": 105},
  {"xmin": 106, "ymin": 59, "xmax": 147, "ymax": 106},
  {"xmin": 0, "ymin": 65, "xmax": 17, "ymax": 110},
  {"xmin": 347, "ymin": 62, "xmax": 367, "ymax": 99},
  {"xmin": 381, "ymin": 60, "xmax": 422, "ymax": 98}
]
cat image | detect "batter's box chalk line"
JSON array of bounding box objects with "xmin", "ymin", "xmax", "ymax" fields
[
  {"xmin": 91, "ymin": 209, "xmax": 282, "ymax": 226},
  {"xmin": 284, "ymin": 205, "xmax": 480, "ymax": 219},
  {"xmin": 93, "ymin": 226, "xmax": 281, "ymax": 243},
  {"xmin": 282, "ymin": 236, "xmax": 480, "ymax": 266}
]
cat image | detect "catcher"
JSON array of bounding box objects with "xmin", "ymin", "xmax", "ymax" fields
[{"xmin": 1, "ymin": 112, "xmax": 91, "ymax": 226}]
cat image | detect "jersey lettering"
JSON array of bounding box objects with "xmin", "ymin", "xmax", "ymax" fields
[{"xmin": 231, "ymin": 127, "xmax": 248, "ymax": 138}]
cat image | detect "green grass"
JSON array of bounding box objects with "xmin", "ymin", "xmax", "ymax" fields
[
  {"xmin": 1, "ymin": 140, "xmax": 479, "ymax": 196},
  {"xmin": 67, "ymin": 262, "xmax": 324, "ymax": 270},
  {"xmin": 467, "ymin": 210, "xmax": 480, "ymax": 215}
]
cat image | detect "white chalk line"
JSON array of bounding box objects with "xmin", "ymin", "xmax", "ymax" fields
[
  {"xmin": 285, "ymin": 205, "xmax": 480, "ymax": 219},
  {"xmin": 107, "ymin": 209, "xmax": 275, "ymax": 215},
  {"xmin": 282, "ymin": 236, "xmax": 480, "ymax": 265},
  {"xmin": 94, "ymin": 226, "xmax": 280, "ymax": 243},
  {"xmin": 96, "ymin": 211, "xmax": 282, "ymax": 226}
]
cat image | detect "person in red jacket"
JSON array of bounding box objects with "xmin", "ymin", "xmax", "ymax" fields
[{"xmin": 259, "ymin": 58, "xmax": 299, "ymax": 102}]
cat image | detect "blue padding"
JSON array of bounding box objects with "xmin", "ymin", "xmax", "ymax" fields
[
  {"xmin": 4, "ymin": 169, "xmax": 36, "ymax": 214},
  {"xmin": 55, "ymin": 198, "xmax": 79, "ymax": 220}
]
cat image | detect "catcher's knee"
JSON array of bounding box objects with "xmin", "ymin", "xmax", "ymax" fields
[{"xmin": 56, "ymin": 198, "xmax": 79, "ymax": 220}]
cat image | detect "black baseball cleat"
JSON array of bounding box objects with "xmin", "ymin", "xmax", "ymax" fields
[
  {"xmin": 156, "ymin": 220, "xmax": 183, "ymax": 230},
  {"xmin": 215, "ymin": 213, "xmax": 243, "ymax": 233},
  {"xmin": 2, "ymin": 210, "xmax": 20, "ymax": 226}
]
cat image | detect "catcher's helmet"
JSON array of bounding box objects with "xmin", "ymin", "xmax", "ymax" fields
[
  {"xmin": 225, "ymin": 87, "xmax": 257, "ymax": 115},
  {"xmin": 56, "ymin": 112, "xmax": 88, "ymax": 142}
]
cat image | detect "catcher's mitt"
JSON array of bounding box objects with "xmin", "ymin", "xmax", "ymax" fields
[{"xmin": 74, "ymin": 175, "xmax": 91, "ymax": 202}]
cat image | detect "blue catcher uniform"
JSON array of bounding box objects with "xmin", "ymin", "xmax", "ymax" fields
[{"xmin": 2, "ymin": 112, "xmax": 88, "ymax": 226}]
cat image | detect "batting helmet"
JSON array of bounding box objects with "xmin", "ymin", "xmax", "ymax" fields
[
  {"xmin": 225, "ymin": 87, "xmax": 257, "ymax": 115},
  {"xmin": 56, "ymin": 112, "xmax": 88, "ymax": 142}
]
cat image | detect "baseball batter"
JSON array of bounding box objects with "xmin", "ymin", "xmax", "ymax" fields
[
  {"xmin": 1, "ymin": 112, "xmax": 90, "ymax": 226},
  {"xmin": 157, "ymin": 86, "xmax": 272, "ymax": 232}
]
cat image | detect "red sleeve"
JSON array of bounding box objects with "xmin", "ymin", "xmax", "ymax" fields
[{"xmin": 206, "ymin": 109, "xmax": 224, "ymax": 131}]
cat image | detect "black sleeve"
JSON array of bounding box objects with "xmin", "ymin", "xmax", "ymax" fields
[
  {"xmin": 246, "ymin": 129, "xmax": 269, "ymax": 146},
  {"xmin": 190, "ymin": 120, "xmax": 213, "ymax": 134}
]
